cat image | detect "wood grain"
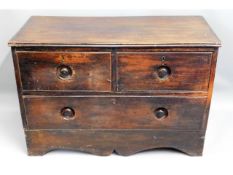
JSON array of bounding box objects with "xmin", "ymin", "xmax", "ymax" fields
[
  {"xmin": 17, "ymin": 51, "xmax": 111, "ymax": 91},
  {"xmin": 8, "ymin": 16, "xmax": 220, "ymax": 47},
  {"xmin": 117, "ymin": 52, "xmax": 212, "ymax": 91},
  {"xmin": 25, "ymin": 129, "xmax": 205, "ymax": 156},
  {"xmin": 24, "ymin": 96, "xmax": 206, "ymax": 130},
  {"xmin": 9, "ymin": 16, "xmax": 221, "ymax": 156}
]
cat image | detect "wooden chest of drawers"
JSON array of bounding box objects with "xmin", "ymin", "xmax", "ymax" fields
[{"xmin": 9, "ymin": 16, "xmax": 221, "ymax": 156}]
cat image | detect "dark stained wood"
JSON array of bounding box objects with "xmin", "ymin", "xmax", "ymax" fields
[
  {"xmin": 22, "ymin": 91, "xmax": 208, "ymax": 97},
  {"xmin": 9, "ymin": 16, "xmax": 221, "ymax": 156},
  {"xmin": 15, "ymin": 46, "xmax": 217, "ymax": 52},
  {"xmin": 24, "ymin": 96, "xmax": 206, "ymax": 130},
  {"xmin": 117, "ymin": 52, "xmax": 212, "ymax": 91},
  {"xmin": 11, "ymin": 47, "xmax": 28, "ymax": 128},
  {"xmin": 8, "ymin": 16, "xmax": 220, "ymax": 47},
  {"xmin": 17, "ymin": 51, "xmax": 111, "ymax": 91},
  {"xmin": 202, "ymin": 49, "xmax": 219, "ymax": 130},
  {"xmin": 25, "ymin": 129, "xmax": 205, "ymax": 156}
]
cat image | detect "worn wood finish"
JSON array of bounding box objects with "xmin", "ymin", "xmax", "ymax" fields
[
  {"xmin": 24, "ymin": 96, "xmax": 206, "ymax": 130},
  {"xmin": 15, "ymin": 46, "xmax": 217, "ymax": 52},
  {"xmin": 22, "ymin": 91, "xmax": 208, "ymax": 96},
  {"xmin": 11, "ymin": 47, "xmax": 27, "ymax": 128},
  {"xmin": 8, "ymin": 16, "xmax": 220, "ymax": 47},
  {"xmin": 202, "ymin": 49, "xmax": 219, "ymax": 130},
  {"xmin": 117, "ymin": 52, "xmax": 212, "ymax": 91},
  {"xmin": 25, "ymin": 129, "xmax": 205, "ymax": 156},
  {"xmin": 17, "ymin": 52, "xmax": 111, "ymax": 91},
  {"xmin": 9, "ymin": 16, "xmax": 221, "ymax": 156}
]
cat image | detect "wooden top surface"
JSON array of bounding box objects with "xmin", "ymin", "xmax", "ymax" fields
[{"xmin": 9, "ymin": 16, "xmax": 221, "ymax": 47}]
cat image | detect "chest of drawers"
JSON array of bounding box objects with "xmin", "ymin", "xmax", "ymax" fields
[{"xmin": 8, "ymin": 16, "xmax": 221, "ymax": 156}]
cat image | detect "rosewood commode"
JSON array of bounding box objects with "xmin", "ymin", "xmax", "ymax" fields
[{"xmin": 8, "ymin": 16, "xmax": 221, "ymax": 156}]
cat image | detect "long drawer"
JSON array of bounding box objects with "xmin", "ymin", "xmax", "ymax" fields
[{"xmin": 24, "ymin": 96, "xmax": 207, "ymax": 130}]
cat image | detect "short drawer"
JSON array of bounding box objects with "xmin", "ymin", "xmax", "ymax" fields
[
  {"xmin": 24, "ymin": 96, "xmax": 206, "ymax": 130},
  {"xmin": 117, "ymin": 52, "xmax": 212, "ymax": 91},
  {"xmin": 17, "ymin": 52, "xmax": 111, "ymax": 91}
]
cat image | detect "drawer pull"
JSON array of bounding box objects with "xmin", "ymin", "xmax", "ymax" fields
[
  {"xmin": 57, "ymin": 65, "xmax": 73, "ymax": 79},
  {"xmin": 157, "ymin": 66, "xmax": 171, "ymax": 79},
  {"xmin": 154, "ymin": 107, "xmax": 168, "ymax": 119},
  {"xmin": 61, "ymin": 107, "xmax": 75, "ymax": 120}
]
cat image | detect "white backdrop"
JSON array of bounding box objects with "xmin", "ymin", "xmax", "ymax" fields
[{"xmin": 0, "ymin": 10, "xmax": 232, "ymax": 175}]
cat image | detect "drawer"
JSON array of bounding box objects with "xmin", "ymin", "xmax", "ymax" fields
[
  {"xmin": 24, "ymin": 96, "xmax": 206, "ymax": 130},
  {"xmin": 117, "ymin": 52, "xmax": 212, "ymax": 91},
  {"xmin": 17, "ymin": 52, "xmax": 111, "ymax": 91}
]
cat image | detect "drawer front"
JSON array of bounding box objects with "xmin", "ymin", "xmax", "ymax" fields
[
  {"xmin": 117, "ymin": 52, "xmax": 212, "ymax": 91},
  {"xmin": 17, "ymin": 52, "xmax": 111, "ymax": 91},
  {"xmin": 24, "ymin": 96, "xmax": 206, "ymax": 130}
]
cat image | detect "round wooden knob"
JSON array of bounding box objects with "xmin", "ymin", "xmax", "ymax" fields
[
  {"xmin": 58, "ymin": 65, "xmax": 72, "ymax": 79},
  {"xmin": 157, "ymin": 66, "xmax": 171, "ymax": 79},
  {"xmin": 61, "ymin": 107, "xmax": 75, "ymax": 119},
  {"xmin": 154, "ymin": 107, "xmax": 168, "ymax": 119}
]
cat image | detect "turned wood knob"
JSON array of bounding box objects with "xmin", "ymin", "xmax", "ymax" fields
[
  {"xmin": 157, "ymin": 66, "xmax": 171, "ymax": 79},
  {"xmin": 61, "ymin": 107, "xmax": 75, "ymax": 119},
  {"xmin": 154, "ymin": 107, "xmax": 168, "ymax": 119},
  {"xmin": 58, "ymin": 65, "xmax": 72, "ymax": 79}
]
